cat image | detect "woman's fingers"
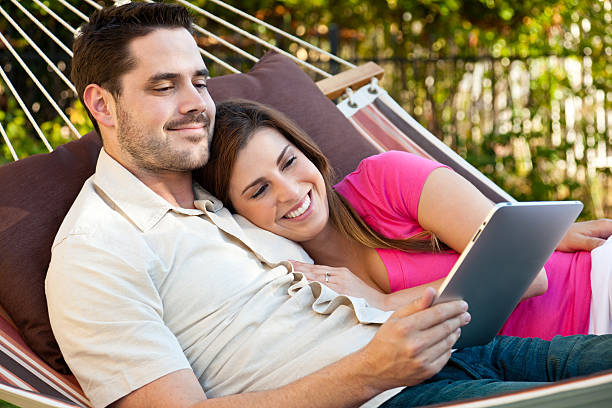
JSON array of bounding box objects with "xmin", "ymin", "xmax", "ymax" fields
[
  {"xmin": 290, "ymin": 261, "xmax": 347, "ymax": 282},
  {"xmin": 291, "ymin": 261, "xmax": 329, "ymax": 283}
]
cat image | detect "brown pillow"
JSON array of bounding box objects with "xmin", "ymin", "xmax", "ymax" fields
[
  {"xmin": 0, "ymin": 132, "xmax": 102, "ymax": 373},
  {"xmin": 0, "ymin": 50, "xmax": 375, "ymax": 374}
]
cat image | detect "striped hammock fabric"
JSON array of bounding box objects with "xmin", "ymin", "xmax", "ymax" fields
[
  {"xmin": 338, "ymin": 83, "xmax": 515, "ymax": 204},
  {"xmin": 0, "ymin": 312, "xmax": 88, "ymax": 407}
]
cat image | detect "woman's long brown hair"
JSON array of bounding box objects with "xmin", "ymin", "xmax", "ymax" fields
[{"xmin": 196, "ymin": 99, "xmax": 444, "ymax": 253}]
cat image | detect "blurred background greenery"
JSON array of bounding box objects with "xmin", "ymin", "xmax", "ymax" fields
[{"xmin": 0, "ymin": 0, "xmax": 611, "ymax": 219}]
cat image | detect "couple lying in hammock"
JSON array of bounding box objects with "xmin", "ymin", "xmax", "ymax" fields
[
  {"xmin": 200, "ymin": 98, "xmax": 612, "ymax": 340},
  {"xmin": 46, "ymin": 3, "xmax": 612, "ymax": 407}
]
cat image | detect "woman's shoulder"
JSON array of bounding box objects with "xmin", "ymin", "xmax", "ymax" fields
[
  {"xmin": 337, "ymin": 151, "xmax": 446, "ymax": 199},
  {"xmin": 353, "ymin": 150, "xmax": 444, "ymax": 177}
]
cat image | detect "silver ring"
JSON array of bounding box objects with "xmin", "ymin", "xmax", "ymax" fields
[{"xmin": 325, "ymin": 271, "xmax": 329, "ymax": 283}]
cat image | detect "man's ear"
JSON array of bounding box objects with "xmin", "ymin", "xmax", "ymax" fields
[{"xmin": 83, "ymin": 84, "xmax": 115, "ymax": 128}]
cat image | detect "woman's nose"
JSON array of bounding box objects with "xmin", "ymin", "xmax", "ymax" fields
[{"xmin": 277, "ymin": 178, "xmax": 301, "ymax": 203}]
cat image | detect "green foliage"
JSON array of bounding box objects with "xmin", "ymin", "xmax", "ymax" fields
[
  {"xmin": 1, "ymin": 0, "xmax": 611, "ymax": 218},
  {"xmin": 0, "ymin": 99, "xmax": 91, "ymax": 165}
]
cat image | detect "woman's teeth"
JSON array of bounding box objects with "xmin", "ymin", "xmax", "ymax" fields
[{"xmin": 285, "ymin": 194, "xmax": 311, "ymax": 219}]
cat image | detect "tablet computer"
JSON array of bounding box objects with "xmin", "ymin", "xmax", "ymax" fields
[{"xmin": 434, "ymin": 201, "xmax": 583, "ymax": 349}]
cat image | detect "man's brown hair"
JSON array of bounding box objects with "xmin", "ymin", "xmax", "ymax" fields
[{"xmin": 71, "ymin": 2, "xmax": 194, "ymax": 133}]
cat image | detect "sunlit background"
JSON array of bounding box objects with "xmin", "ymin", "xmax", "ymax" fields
[{"xmin": 1, "ymin": 0, "xmax": 611, "ymax": 219}]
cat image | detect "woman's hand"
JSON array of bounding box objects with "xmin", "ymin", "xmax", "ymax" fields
[
  {"xmin": 290, "ymin": 260, "xmax": 387, "ymax": 308},
  {"xmin": 290, "ymin": 261, "xmax": 446, "ymax": 311},
  {"xmin": 557, "ymin": 219, "xmax": 612, "ymax": 252}
]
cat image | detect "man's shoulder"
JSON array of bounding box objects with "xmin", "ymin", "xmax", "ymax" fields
[{"xmin": 53, "ymin": 175, "xmax": 137, "ymax": 249}]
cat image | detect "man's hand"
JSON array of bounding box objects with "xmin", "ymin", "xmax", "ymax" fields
[
  {"xmin": 111, "ymin": 289, "xmax": 469, "ymax": 408},
  {"xmin": 357, "ymin": 288, "xmax": 470, "ymax": 392},
  {"xmin": 557, "ymin": 219, "xmax": 612, "ymax": 252}
]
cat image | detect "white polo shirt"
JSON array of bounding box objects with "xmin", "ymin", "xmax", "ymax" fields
[{"xmin": 46, "ymin": 149, "xmax": 399, "ymax": 408}]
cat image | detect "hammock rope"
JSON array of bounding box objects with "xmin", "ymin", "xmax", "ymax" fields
[
  {"xmin": 0, "ymin": 0, "xmax": 357, "ymax": 162},
  {"xmin": 206, "ymin": 0, "xmax": 355, "ymax": 69},
  {"xmin": 173, "ymin": 0, "xmax": 332, "ymax": 78},
  {"xmin": 0, "ymin": 122, "xmax": 18, "ymax": 161},
  {"xmin": 84, "ymin": 0, "xmax": 104, "ymax": 11},
  {"xmin": 0, "ymin": 63, "xmax": 54, "ymax": 152},
  {"xmin": 0, "ymin": 29, "xmax": 80, "ymax": 141},
  {"xmin": 10, "ymin": 0, "xmax": 74, "ymax": 57},
  {"xmin": 56, "ymin": 0, "xmax": 89, "ymax": 22},
  {"xmin": 1, "ymin": 5, "xmax": 76, "ymax": 94},
  {"xmin": 32, "ymin": 0, "xmax": 78, "ymax": 35}
]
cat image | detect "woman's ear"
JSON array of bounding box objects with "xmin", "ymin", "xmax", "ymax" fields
[{"xmin": 83, "ymin": 84, "xmax": 115, "ymax": 128}]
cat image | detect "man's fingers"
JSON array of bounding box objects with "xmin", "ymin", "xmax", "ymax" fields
[
  {"xmin": 423, "ymin": 336, "xmax": 458, "ymax": 376},
  {"xmin": 397, "ymin": 301, "xmax": 469, "ymax": 336},
  {"xmin": 391, "ymin": 287, "xmax": 437, "ymax": 318},
  {"xmin": 398, "ymin": 326, "xmax": 461, "ymax": 384},
  {"xmin": 420, "ymin": 287, "xmax": 437, "ymax": 308},
  {"xmin": 417, "ymin": 313, "xmax": 468, "ymax": 348},
  {"xmin": 420, "ymin": 326, "xmax": 461, "ymax": 363}
]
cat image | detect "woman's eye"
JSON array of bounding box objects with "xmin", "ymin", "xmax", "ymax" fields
[
  {"xmin": 251, "ymin": 184, "xmax": 268, "ymax": 199},
  {"xmin": 282, "ymin": 156, "xmax": 296, "ymax": 170}
]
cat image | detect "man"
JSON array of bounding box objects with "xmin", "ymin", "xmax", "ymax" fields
[{"xmin": 46, "ymin": 3, "xmax": 612, "ymax": 408}]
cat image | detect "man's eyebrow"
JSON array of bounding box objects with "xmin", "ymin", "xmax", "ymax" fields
[
  {"xmin": 146, "ymin": 72, "xmax": 179, "ymax": 85},
  {"xmin": 146, "ymin": 68, "xmax": 210, "ymax": 85},
  {"xmin": 241, "ymin": 145, "xmax": 291, "ymax": 195},
  {"xmin": 195, "ymin": 68, "xmax": 210, "ymax": 78}
]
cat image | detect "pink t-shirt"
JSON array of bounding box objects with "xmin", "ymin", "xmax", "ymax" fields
[{"xmin": 334, "ymin": 151, "xmax": 591, "ymax": 339}]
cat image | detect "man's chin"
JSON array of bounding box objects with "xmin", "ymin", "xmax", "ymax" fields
[{"xmin": 182, "ymin": 150, "xmax": 210, "ymax": 171}]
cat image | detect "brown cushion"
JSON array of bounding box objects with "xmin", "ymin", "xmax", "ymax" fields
[
  {"xmin": 0, "ymin": 50, "xmax": 375, "ymax": 374},
  {"xmin": 0, "ymin": 132, "xmax": 102, "ymax": 373}
]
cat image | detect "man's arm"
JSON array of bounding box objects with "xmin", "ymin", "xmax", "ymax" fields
[{"xmin": 113, "ymin": 289, "xmax": 470, "ymax": 408}]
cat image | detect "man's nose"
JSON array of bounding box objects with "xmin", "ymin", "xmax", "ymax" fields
[{"xmin": 178, "ymin": 84, "xmax": 207, "ymax": 115}]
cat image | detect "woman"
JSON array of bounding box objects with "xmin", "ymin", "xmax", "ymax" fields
[{"xmin": 198, "ymin": 99, "xmax": 612, "ymax": 340}]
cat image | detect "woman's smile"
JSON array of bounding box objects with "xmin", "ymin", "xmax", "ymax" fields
[{"xmin": 282, "ymin": 190, "xmax": 313, "ymax": 220}]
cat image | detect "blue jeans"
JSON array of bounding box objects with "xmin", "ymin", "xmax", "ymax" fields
[{"xmin": 381, "ymin": 334, "xmax": 612, "ymax": 407}]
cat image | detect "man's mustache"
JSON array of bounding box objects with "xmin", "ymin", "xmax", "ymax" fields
[{"xmin": 165, "ymin": 113, "xmax": 210, "ymax": 130}]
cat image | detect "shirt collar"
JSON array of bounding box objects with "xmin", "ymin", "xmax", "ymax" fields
[{"xmin": 93, "ymin": 149, "xmax": 222, "ymax": 231}]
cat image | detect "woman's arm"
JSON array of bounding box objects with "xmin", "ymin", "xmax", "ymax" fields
[
  {"xmin": 291, "ymin": 257, "xmax": 440, "ymax": 310},
  {"xmin": 294, "ymin": 261, "xmax": 546, "ymax": 311},
  {"xmin": 417, "ymin": 167, "xmax": 494, "ymax": 253},
  {"xmin": 557, "ymin": 219, "xmax": 612, "ymax": 252}
]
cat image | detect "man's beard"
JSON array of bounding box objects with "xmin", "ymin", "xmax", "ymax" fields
[{"xmin": 116, "ymin": 105, "xmax": 212, "ymax": 173}]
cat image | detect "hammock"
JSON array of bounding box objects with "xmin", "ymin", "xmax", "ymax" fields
[{"xmin": 0, "ymin": 1, "xmax": 611, "ymax": 407}]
